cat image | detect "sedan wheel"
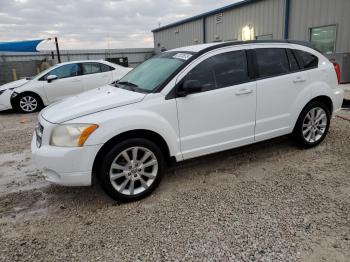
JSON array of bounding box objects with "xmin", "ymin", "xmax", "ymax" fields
[{"xmin": 18, "ymin": 95, "xmax": 39, "ymax": 113}]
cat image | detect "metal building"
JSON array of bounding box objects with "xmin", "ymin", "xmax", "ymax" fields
[{"xmin": 152, "ymin": 0, "xmax": 350, "ymax": 82}]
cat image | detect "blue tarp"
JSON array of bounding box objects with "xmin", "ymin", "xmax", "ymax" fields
[{"xmin": 0, "ymin": 39, "xmax": 44, "ymax": 52}]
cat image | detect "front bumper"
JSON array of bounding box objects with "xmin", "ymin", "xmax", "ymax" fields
[
  {"xmin": 0, "ymin": 90, "xmax": 13, "ymax": 111},
  {"xmin": 31, "ymin": 133, "xmax": 102, "ymax": 187}
]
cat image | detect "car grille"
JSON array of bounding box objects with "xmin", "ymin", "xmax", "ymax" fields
[{"xmin": 35, "ymin": 123, "xmax": 44, "ymax": 148}]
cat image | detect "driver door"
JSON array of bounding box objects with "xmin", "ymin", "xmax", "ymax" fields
[
  {"xmin": 175, "ymin": 49, "xmax": 257, "ymax": 160},
  {"xmin": 44, "ymin": 63, "xmax": 84, "ymax": 103}
]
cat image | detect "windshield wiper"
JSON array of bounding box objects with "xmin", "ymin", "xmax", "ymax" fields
[{"xmin": 117, "ymin": 81, "xmax": 139, "ymax": 92}]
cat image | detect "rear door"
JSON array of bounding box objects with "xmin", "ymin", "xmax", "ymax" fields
[
  {"xmin": 254, "ymin": 47, "xmax": 312, "ymax": 141},
  {"xmin": 80, "ymin": 62, "xmax": 113, "ymax": 91},
  {"xmin": 43, "ymin": 63, "xmax": 84, "ymax": 103}
]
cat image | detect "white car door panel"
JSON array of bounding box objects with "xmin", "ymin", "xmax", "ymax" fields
[
  {"xmin": 44, "ymin": 63, "xmax": 84, "ymax": 103},
  {"xmin": 175, "ymin": 49, "xmax": 257, "ymax": 160},
  {"xmin": 254, "ymin": 47, "xmax": 311, "ymax": 142}
]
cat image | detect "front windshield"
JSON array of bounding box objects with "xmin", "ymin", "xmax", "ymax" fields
[{"xmin": 116, "ymin": 51, "xmax": 194, "ymax": 93}]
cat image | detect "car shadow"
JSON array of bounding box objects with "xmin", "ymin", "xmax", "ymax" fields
[{"xmin": 40, "ymin": 135, "xmax": 295, "ymax": 208}]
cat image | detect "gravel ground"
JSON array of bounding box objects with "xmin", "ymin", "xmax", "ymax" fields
[{"xmin": 0, "ymin": 101, "xmax": 349, "ymax": 261}]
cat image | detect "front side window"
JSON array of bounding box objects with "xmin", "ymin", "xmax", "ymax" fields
[
  {"xmin": 255, "ymin": 48, "xmax": 289, "ymax": 78},
  {"xmin": 82, "ymin": 63, "xmax": 102, "ymax": 75},
  {"xmin": 117, "ymin": 52, "xmax": 189, "ymax": 93},
  {"xmin": 183, "ymin": 50, "xmax": 249, "ymax": 92},
  {"xmin": 310, "ymin": 25, "xmax": 337, "ymax": 54},
  {"xmin": 48, "ymin": 64, "xmax": 80, "ymax": 79}
]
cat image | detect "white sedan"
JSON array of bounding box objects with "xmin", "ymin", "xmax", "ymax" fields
[{"xmin": 0, "ymin": 60, "xmax": 132, "ymax": 113}]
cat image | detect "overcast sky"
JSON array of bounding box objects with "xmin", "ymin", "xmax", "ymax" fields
[{"xmin": 0, "ymin": 0, "xmax": 241, "ymax": 50}]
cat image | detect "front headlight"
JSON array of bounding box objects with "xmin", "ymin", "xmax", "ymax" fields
[
  {"xmin": 50, "ymin": 124, "xmax": 98, "ymax": 147},
  {"xmin": 11, "ymin": 91, "xmax": 19, "ymax": 98}
]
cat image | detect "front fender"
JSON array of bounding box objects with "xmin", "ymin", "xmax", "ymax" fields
[{"xmin": 68, "ymin": 101, "xmax": 182, "ymax": 160}]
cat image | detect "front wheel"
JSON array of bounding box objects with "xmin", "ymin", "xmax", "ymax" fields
[
  {"xmin": 292, "ymin": 101, "xmax": 331, "ymax": 148},
  {"xmin": 98, "ymin": 138, "xmax": 165, "ymax": 202},
  {"xmin": 15, "ymin": 94, "xmax": 42, "ymax": 113}
]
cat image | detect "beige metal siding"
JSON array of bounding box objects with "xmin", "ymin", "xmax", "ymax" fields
[
  {"xmin": 205, "ymin": 0, "xmax": 285, "ymax": 42},
  {"xmin": 289, "ymin": 0, "xmax": 350, "ymax": 53},
  {"xmin": 153, "ymin": 19, "xmax": 203, "ymax": 53}
]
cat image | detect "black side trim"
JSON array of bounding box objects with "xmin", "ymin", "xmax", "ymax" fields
[{"xmin": 246, "ymin": 49, "xmax": 257, "ymax": 80}]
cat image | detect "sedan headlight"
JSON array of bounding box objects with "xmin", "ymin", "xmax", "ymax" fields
[
  {"xmin": 50, "ymin": 124, "xmax": 98, "ymax": 147},
  {"xmin": 11, "ymin": 91, "xmax": 19, "ymax": 98}
]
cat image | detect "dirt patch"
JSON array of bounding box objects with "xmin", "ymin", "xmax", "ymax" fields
[
  {"xmin": 0, "ymin": 110, "xmax": 349, "ymax": 261},
  {"xmin": 0, "ymin": 110, "xmax": 38, "ymax": 154}
]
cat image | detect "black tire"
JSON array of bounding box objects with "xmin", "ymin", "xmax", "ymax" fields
[
  {"xmin": 292, "ymin": 101, "xmax": 331, "ymax": 148},
  {"xmin": 14, "ymin": 93, "xmax": 43, "ymax": 113},
  {"xmin": 98, "ymin": 138, "xmax": 165, "ymax": 202}
]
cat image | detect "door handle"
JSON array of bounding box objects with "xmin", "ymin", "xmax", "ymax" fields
[
  {"xmin": 235, "ymin": 88, "xmax": 253, "ymax": 96},
  {"xmin": 293, "ymin": 76, "xmax": 307, "ymax": 83}
]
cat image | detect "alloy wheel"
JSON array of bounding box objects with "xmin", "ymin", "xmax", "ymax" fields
[
  {"xmin": 109, "ymin": 146, "xmax": 158, "ymax": 196},
  {"xmin": 19, "ymin": 96, "xmax": 38, "ymax": 112},
  {"xmin": 302, "ymin": 107, "xmax": 328, "ymax": 143}
]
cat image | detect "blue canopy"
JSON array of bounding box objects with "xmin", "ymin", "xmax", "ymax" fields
[{"xmin": 0, "ymin": 39, "xmax": 44, "ymax": 52}]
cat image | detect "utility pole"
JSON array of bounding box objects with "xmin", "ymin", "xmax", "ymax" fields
[{"xmin": 55, "ymin": 37, "xmax": 61, "ymax": 63}]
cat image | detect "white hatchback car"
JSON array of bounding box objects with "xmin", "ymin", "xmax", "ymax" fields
[
  {"xmin": 32, "ymin": 41, "xmax": 344, "ymax": 202},
  {"xmin": 0, "ymin": 60, "xmax": 132, "ymax": 113}
]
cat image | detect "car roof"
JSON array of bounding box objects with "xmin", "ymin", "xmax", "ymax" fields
[
  {"xmin": 169, "ymin": 40, "xmax": 320, "ymax": 54},
  {"xmin": 55, "ymin": 60, "xmax": 117, "ymax": 67}
]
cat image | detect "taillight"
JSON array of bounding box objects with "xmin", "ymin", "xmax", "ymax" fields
[{"xmin": 332, "ymin": 62, "xmax": 341, "ymax": 84}]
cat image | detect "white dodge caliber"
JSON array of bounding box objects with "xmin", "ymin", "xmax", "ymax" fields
[
  {"xmin": 32, "ymin": 41, "xmax": 344, "ymax": 202},
  {"xmin": 0, "ymin": 60, "xmax": 132, "ymax": 113}
]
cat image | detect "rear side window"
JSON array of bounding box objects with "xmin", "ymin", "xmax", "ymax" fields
[
  {"xmin": 255, "ymin": 48, "xmax": 290, "ymax": 78},
  {"xmin": 294, "ymin": 50, "xmax": 318, "ymax": 70},
  {"xmin": 82, "ymin": 63, "xmax": 102, "ymax": 75},
  {"xmin": 183, "ymin": 50, "xmax": 249, "ymax": 92}
]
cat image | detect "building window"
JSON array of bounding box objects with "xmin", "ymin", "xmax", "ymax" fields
[
  {"xmin": 310, "ymin": 25, "xmax": 337, "ymax": 54},
  {"xmin": 256, "ymin": 34, "xmax": 273, "ymax": 40}
]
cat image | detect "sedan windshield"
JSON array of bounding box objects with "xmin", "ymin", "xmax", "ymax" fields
[{"xmin": 116, "ymin": 51, "xmax": 194, "ymax": 93}]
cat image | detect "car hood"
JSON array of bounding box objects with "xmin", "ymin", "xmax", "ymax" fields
[
  {"xmin": 0, "ymin": 78, "xmax": 30, "ymax": 91},
  {"xmin": 41, "ymin": 85, "xmax": 147, "ymax": 123}
]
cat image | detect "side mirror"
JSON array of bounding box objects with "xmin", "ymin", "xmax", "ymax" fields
[
  {"xmin": 177, "ymin": 80, "xmax": 202, "ymax": 97},
  {"xmin": 47, "ymin": 75, "xmax": 58, "ymax": 83}
]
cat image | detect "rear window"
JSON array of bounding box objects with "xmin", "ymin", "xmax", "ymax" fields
[
  {"xmin": 294, "ymin": 50, "xmax": 318, "ymax": 70},
  {"xmin": 255, "ymin": 48, "xmax": 290, "ymax": 78}
]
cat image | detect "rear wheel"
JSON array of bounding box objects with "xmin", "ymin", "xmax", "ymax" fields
[
  {"xmin": 98, "ymin": 138, "xmax": 165, "ymax": 202},
  {"xmin": 292, "ymin": 101, "xmax": 331, "ymax": 148}
]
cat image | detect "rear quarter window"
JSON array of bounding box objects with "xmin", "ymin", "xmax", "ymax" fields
[{"xmin": 293, "ymin": 50, "xmax": 319, "ymax": 70}]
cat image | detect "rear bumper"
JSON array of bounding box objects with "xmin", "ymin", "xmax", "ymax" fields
[
  {"xmin": 31, "ymin": 134, "xmax": 102, "ymax": 186},
  {"xmin": 333, "ymin": 87, "xmax": 345, "ymax": 115}
]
